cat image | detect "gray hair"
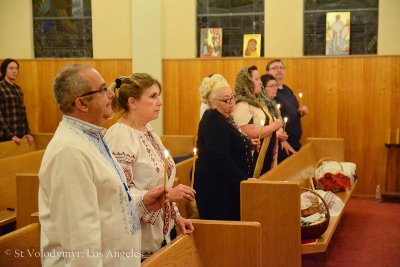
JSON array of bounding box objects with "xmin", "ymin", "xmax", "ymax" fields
[{"xmin": 53, "ymin": 64, "xmax": 92, "ymax": 114}]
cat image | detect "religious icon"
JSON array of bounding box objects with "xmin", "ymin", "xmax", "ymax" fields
[
  {"xmin": 243, "ymin": 34, "xmax": 261, "ymax": 57},
  {"xmin": 326, "ymin": 12, "xmax": 350, "ymax": 56},
  {"xmin": 200, "ymin": 28, "xmax": 222, "ymax": 58}
]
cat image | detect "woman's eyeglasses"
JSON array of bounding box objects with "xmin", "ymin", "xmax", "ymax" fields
[
  {"xmin": 265, "ymin": 84, "xmax": 278, "ymax": 88},
  {"xmin": 213, "ymin": 95, "xmax": 236, "ymax": 104}
]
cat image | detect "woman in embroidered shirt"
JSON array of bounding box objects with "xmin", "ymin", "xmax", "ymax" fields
[
  {"xmin": 232, "ymin": 66, "xmax": 290, "ymax": 177},
  {"xmin": 104, "ymin": 73, "xmax": 194, "ymax": 261},
  {"xmin": 194, "ymin": 74, "xmax": 259, "ymax": 221}
]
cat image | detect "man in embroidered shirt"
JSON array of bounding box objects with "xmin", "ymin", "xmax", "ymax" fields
[
  {"xmin": 0, "ymin": 58, "xmax": 34, "ymax": 145},
  {"xmin": 38, "ymin": 64, "xmax": 168, "ymax": 267}
]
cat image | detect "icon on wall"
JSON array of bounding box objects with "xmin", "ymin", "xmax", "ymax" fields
[
  {"xmin": 200, "ymin": 28, "xmax": 222, "ymax": 58},
  {"xmin": 243, "ymin": 34, "xmax": 261, "ymax": 57},
  {"xmin": 326, "ymin": 12, "xmax": 350, "ymax": 56}
]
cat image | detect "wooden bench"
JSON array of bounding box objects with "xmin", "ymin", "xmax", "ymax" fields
[
  {"xmin": 161, "ymin": 135, "xmax": 195, "ymax": 162},
  {"xmin": 0, "ymin": 133, "xmax": 53, "ymax": 159},
  {"xmin": 0, "ymin": 150, "xmax": 45, "ymax": 234},
  {"xmin": 240, "ymin": 137, "xmax": 358, "ymax": 265},
  {"xmin": 0, "ymin": 223, "xmax": 41, "ymax": 267},
  {"xmin": 142, "ymin": 219, "xmax": 262, "ymax": 267},
  {"xmin": 16, "ymin": 174, "xmax": 39, "ymax": 229}
]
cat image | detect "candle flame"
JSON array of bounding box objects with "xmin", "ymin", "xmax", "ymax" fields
[
  {"xmin": 284, "ymin": 117, "xmax": 288, "ymax": 123},
  {"xmin": 164, "ymin": 150, "xmax": 169, "ymax": 159},
  {"xmin": 299, "ymin": 93, "xmax": 302, "ymax": 98},
  {"xmin": 260, "ymin": 120, "xmax": 264, "ymax": 126},
  {"xmin": 277, "ymin": 104, "xmax": 280, "ymax": 109},
  {"xmin": 193, "ymin": 148, "xmax": 197, "ymax": 155}
]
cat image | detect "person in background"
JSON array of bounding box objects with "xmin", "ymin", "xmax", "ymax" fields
[
  {"xmin": 262, "ymin": 59, "xmax": 308, "ymax": 163},
  {"xmin": 233, "ymin": 66, "xmax": 283, "ymax": 176},
  {"xmin": 259, "ymin": 73, "xmax": 296, "ymax": 159},
  {"xmin": 194, "ymin": 74, "xmax": 259, "ymax": 221},
  {"xmin": 39, "ymin": 64, "xmax": 167, "ymax": 267},
  {"xmin": 104, "ymin": 73, "xmax": 194, "ymax": 262},
  {"xmin": 0, "ymin": 58, "xmax": 34, "ymax": 145}
]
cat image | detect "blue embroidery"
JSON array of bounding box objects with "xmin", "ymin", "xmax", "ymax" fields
[{"xmin": 63, "ymin": 115, "xmax": 141, "ymax": 235}]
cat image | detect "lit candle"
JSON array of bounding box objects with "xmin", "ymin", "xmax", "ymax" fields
[
  {"xmin": 191, "ymin": 148, "xmax": 197, "ymax": 188},
  {"xmin": 388, "ymin": 129, "xmax": 391, "ymax": 144},
  {"xmin": 397, "ymin": 128, "xmax": 399, "ymax": 144},
  {"xmin": 277, "ymin": 104, "xmax": 281, "ymax": 110},
  {"xmin": 299, "ymin": 93, "xmax": 303, "ymax": 107},
  {"xmin": 283, "ymin": 117, "xmax": 288, "ymax": 131},
  {"xmin": 163, "ymin": 150, "xmax": 169, "ymax": 210},
  {"xmin": 258, "ymin": 120, "xmax": 265, "ymax": 140}
]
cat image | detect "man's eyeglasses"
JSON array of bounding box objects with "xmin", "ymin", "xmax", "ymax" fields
[
  {"xmin": 269, "ymin": 67, "xmax": 285, "ymax": 71},
  {"xmin": 72, "ymin": 87, "xmax": 108, "ymax": 106},
  {"xmin": 214, "ymin": 95, "xmax": 236, "ymax": 104}
]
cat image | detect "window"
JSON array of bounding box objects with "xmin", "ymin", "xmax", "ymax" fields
[
  {"xmin": 197, "ymin": 0, "xmax": 264, "ymax": 57},
  {"xmin": 32, "ymin": 0, "xmax": 93, "ymax": 58},
  {"xmin": 304, "ymin": 0, "xmax": 379, "ymax": 55}
]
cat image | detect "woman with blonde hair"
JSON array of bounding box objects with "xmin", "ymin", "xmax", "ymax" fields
[
  {"xmin": 194, "ymin": 74, "xmax": 259, "ymax": 221},
  {"xmin": 104, "ymin": 73, "xmax": 194, "ymax": 261}
]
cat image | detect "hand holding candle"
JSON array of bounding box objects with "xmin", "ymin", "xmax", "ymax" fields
[
  {"xmin": 191, "ymin": 148, "xmax": 197, "ymax": 188},
  {"xmin": 283, "ymin": 117, "xmax": 288, "ymax": 131},
  {"xmin": 163, "ymin": 150, "xmax": 169, "ymax": 210},
  {"xmin": 258, "ymin": 120, "xmax": 265, "ymax": 140}
]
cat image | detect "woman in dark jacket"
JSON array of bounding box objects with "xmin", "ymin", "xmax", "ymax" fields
[{"xmin": 194, "ymin": 74, "xmax": 258, "ymax": 221}]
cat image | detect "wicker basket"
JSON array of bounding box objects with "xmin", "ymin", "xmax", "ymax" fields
[
  {"xmin": 301, "ymin": 188, "xmax": 330, "ymax": 240},
  {"xmin": 314, "ymin": 157, "xmax": 350, "ymax": 192}
]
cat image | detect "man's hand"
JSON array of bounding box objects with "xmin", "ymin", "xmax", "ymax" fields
[
  {"xmin": 143, "ymin": 186, "xmax": 169, "ymax": 211},
  {"xmin": 23, "ymin": 134, "xmax": 35, "ymax": 146}
]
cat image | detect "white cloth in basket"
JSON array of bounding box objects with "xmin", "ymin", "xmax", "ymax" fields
[{"xmin": 301, "ymin": 190, "xmax": 345, "ymax": 217}]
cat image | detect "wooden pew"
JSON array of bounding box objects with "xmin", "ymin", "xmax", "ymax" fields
[
  {"xmin": 0, "ymin": 223, "xmax": 41, "ymax": 267},
  {"xmin": 16, "ymin": 174, "xmax": 39, "ymax": 229},
  {"xmin": 142, "ymin": 219, "xmax": 262, "ymax": 267},
  {"xmin": 161, "ymin": 135, "xmax": 195, "ymax": 162},
  {"xmin": 0, "ymin": 150, "xmax": 45, "ymax": 234},
  {"xmin": 240, "ymin": 137, "xmax": 357, "ymax": 265},
  {"xmin": 0, "ymin": 133, "xmax": 52, "ymax": 160}
]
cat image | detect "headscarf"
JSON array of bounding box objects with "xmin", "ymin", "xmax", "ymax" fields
[
  {"xmin": 234, "ymin": 66, "xmax": 264, "ymax": 108},
  {"xmin": 259, "ymin": 86, "xmax": 280, "ymax": 119}
]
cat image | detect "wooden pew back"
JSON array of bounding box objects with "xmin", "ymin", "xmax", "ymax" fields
[
  {"xmin": 16, "ymin": 174, "xmax": 39, "ymax": 229},
  {"xmin": 161, "ymin": 135, "xmax": 195, "ymax": 158},
  {"xmin": 0, "ymin": 133, "xmax": 52, "ymax": 160},
  {"xmin": 0, "ymin": 150, "xmax": 44, "ymax": 214},
  {"xmin": 241, "ymin": 181, "xmax": 302, "ymax": 267},
  {"xmin": 0, "ymin": 223, "xmax": 41, "ymax": 267},
  {"xmin": 142, "ymin": 219, "xmax": 262, "ymax": 267}
]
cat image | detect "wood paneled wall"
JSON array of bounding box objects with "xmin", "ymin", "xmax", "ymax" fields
[
  {"xmin": 13, "ymin": 59, "xmax": 132, "ymax": 133},
  {"xmin": 162, "ymin": 56, "xmax": 400, "ymax": 196}
]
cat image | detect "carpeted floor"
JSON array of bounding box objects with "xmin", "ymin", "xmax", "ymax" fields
[{"xmin": 302, "ymin": 199, "xmax": 400, "ymax": 267}]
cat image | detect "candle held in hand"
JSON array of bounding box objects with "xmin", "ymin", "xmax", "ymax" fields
[
  {"xmin": 258, "ymin": 120, "xmax": 265, "ymax": 140},
  {"xmin": 283, "ymin": 117, "xmax": 288, "ymax": 131},
  {"xmin": 191, "ymin": 148, "xmax": 197, "ymax": 188},
  {"xmin": 163, "ymin": 150, "xmax": 169, "ymax": 210}
]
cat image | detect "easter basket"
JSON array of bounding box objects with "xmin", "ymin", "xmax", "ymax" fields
[{"xmin": 301, "ymin": 188, "xmax": 330, "ymax": 240}]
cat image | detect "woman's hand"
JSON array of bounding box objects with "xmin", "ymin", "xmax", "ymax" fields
[
  {"xmin": 276, "ymin": 129, "xmax": 288, "ymax": 142},
  {"xmin": 272, "ymin": 118, "xmax": 283, "ymax": 131},
  {"xmin": 175, "ymin": 216, "xmax": 194, "ymax": 235},
  {"xmin": 251, "ymin": 138, "xmax": 260, "ymax": 151},
  {"xmin": 281, "ymin": 141, "xmax": 297, "ymax": 156},
  {"xmin": 169, "ymin": 184, "xmax": 196, "ymax": 203},
  {"xmin": 247, "ymin": 178, "xmax": 259, "ymax": 181}
]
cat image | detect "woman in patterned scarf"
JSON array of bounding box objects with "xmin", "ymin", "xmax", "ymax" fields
[{"xmin": 232, "ymin": 66, "xmax": 282, "ymax": 176}]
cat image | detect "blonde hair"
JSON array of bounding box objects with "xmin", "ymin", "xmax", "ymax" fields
[
  {"xmin": 199, "ymin": 74, "xmax": 230, "ymax": 107},
  {"xmin": 109, "ymin": 73, "xmax": 162, "ymax": 113}
]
